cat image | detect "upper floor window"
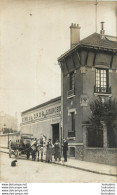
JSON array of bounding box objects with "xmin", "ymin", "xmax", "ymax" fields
[
  {"xmin": 67, "ymin": 71, "xmax": 75, "ymax": 98},
  {"xmin": 71, "ymin": 112, "xmax": 75, "ymax": 132},
  {"xmin": 95, "ymin": 68, "xmax": 109, "ymax": 93},
  {"xmin": 68, "ymin": 112, "xmax": 75, "ymax": 137},
  {"xmin": 69, "ymin": 71, "xmax": 75, "ymax": 90}
]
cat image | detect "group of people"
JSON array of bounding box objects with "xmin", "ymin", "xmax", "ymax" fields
[
  {"xmin": 9, "ymin": 135, "xmax": 69, "ymax": 163},
  {"xmin": 31, "ymin": 136, "xmax": 68, "ymax": 163}
]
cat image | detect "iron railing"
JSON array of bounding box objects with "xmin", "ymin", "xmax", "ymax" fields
[
  {"xmin": 67, "ymin": 88, "xmax": 75, "ymax": 97},
  {"xmin": 94, "ymin": 86, "xmax": 111, "ymax": 94}
]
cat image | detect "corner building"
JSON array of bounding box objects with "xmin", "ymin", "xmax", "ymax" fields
[{"xmin": 58, "ymin": 23, "xmax": 117, "ymax": 165}]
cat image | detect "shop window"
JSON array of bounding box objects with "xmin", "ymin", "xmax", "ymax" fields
[{"xmin": 94, "ymin": 68, "xmax": 111, "ymax": 94}]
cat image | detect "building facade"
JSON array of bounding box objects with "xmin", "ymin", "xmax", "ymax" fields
[
  {"xmin": 58, "ymin": 23, "xmax": 117, "ymax": 165},
  {"xmin": 21, "ymin": 97, "xmax": 61, "ymax": 144}
]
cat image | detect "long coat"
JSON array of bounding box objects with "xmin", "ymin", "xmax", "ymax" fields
[
  {"xmin": 54, "ymin": 142, "xmax": 61, "ymax": 159},
  {"xmin": 63, "ymin": 141, "xmax": 68, "ymax": 152},
  {"xmin": 46, "ymin": 142, "xmax": 53, "ymax": 161}
]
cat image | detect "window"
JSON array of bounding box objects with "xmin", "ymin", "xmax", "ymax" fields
[
  {"xmin": 67, "ymin": 71, "xmax": 75, "ymax": 98},
  {"xmin": 68, "ymin": 112, "xmax": 75, "ymax": 137},
  {"xmin": 95, "ymin": 68, "xmax": 109, "ymax": 93},
  {"xmin": 71, "ymin": 112, "xmax": 75, "ymax": 132},
  {"xmin": 69, "ymin": 72, "xmax": 75, "ymax": 90}
]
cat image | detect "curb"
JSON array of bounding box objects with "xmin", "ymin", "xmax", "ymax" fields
[
  {"xmin": 0, "ymin": 150, "xmax": 116, "ymax": 177},
  {"xmin": 52, "ymin": 161, "xmax": 117, "ymax": 177}
]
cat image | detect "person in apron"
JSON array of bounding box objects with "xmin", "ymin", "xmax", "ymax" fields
[{"xmin": 46, "ymin": 139, "xmax": 53, "ymax": 163}]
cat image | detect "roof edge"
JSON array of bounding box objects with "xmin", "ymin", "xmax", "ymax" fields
[
  {"xmin": 21, "ymin": 96, "xmax": 61, "ymax": 115},
  {"xmin": 58, "ymin": 32, "xmax": 117, "ymax": 62}
]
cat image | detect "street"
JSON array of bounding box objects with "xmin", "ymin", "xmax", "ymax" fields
[{"xmin": 0, "ymin": 153, "xmax": 116, "ymax": 183}]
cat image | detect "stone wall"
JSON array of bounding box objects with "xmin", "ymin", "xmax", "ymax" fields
[
  {"xmin": 84, "ymin": 148, "xmax": 117, "ymax": 166},
  {"xmin": 68, "ymin": 144, "xmax": 84, "ymax": 160},
  {"xmin": 83, "ymin": 124, "xmax": 117, "ymax": 166},
  {"xmin": 75, "ymin": 145, "xmax": 84, "ymax": 160}
]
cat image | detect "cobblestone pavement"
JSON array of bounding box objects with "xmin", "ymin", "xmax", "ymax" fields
[{"xmin": 0, "ymin": 153, "xmax": 116, "ymax": 183}]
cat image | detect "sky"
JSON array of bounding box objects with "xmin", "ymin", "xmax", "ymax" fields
[{"xmin": 0, "ymin": 0, "xmax": 117, "ymax": 127}]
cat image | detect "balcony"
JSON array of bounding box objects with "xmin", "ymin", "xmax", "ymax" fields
[
  {"xmin": 67, "ymin": 88, "xmax": 75, "ymax": 98},
  {"xmin": 68, "ymin": 131, "xmax": 75, "ymax": 137},
  {"xmin": 94, "ymin": 86, "xmax": 111, "ymax": 95}
]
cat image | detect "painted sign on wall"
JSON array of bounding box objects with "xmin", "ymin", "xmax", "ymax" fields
[{"xmin": 22, "ymin": 105, "xmax": 61, "ymax": 123}]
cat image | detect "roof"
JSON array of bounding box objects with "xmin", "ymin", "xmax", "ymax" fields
[
  {"xmin": 58, "ymin": 33, "xmax": 117, "ymax": 61},
  {"xmin": 22, "ymin": 96, "xmax": 61, "ymax": 114},
  {"xmin": 80, "ymin": 33, "xmax": 117, "ymax": 49}
]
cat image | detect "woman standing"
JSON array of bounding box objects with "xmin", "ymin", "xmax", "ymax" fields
[
  {"xmin": 46, "ymin": 139, "xmax": 53, "ymax": 163},
  {"xmin": 54, "ymin": 140, "xmax": 61, "ymax": 161}
]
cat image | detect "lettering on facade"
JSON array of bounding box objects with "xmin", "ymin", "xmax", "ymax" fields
[{"xmin": 22, "ymin": 105, "xmax": 61, "ymax": 123}]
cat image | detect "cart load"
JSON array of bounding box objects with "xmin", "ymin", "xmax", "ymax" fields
[{"xmin": 9, "ymin": 134, "xmax": 36, "ymax": 158}]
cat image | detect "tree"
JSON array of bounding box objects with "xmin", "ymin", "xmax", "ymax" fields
[
  {"xmin": 3, "ymin": 128, "xmax": 18, "ymax": 134},
  {"xmin": 88, "ymin": 98, "xmax": 117, "ymax": 148}
]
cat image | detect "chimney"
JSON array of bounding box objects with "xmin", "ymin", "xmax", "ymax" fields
[
  {"xmin": 70, "ymin": 23, "xmax": 80, "ymax": 48},
  {"xmin": 100, "ymin": 22, "xmax": 105, "ymax": 39}
]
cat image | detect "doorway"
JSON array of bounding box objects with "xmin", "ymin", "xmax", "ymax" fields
[{"xmin": 52, "ymin": 123, "xmax": 59, "ymax": 144}]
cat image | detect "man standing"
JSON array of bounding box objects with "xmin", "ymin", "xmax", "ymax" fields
[
  {"xmin": 40, "ymin": 135, "xmax": 44, "ymax": 162},
  {"xmin": 63, "ymin": 138, "xmax": 68, "ymax": 162}
]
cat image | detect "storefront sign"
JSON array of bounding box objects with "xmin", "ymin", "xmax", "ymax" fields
[{"xmin": 22, "ymin": 105, "xmax": 61, "ymax": 123}]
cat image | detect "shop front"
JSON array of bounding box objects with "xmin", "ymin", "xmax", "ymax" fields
[{"xmin": 21, "ymin": 97, "xmax": 61, "ymax": 143}]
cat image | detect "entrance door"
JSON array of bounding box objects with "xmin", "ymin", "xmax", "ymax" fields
[{"xmin": 52, "ymin": 123, "xmax": 59, "ymax": 144}]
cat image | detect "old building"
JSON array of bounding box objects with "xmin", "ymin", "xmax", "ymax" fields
[
  {"xmin": 21, "ymin": 97, "xmax": 61, "ymax": 143},
  {"xmin": 58, "ymin": 23, "xmax": 117, "ymax": 165}
]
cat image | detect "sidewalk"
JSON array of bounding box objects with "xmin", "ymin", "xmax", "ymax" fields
[{"xmin": 0, "ymin": 147, "xmax": 117, "ymax": 177}]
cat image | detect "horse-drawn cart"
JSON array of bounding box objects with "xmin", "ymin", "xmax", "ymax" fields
[
  {"xmin": 9, "ymin": 135, "xmax": 36, "ymax": 159},
  {"xmin": 9, "ymin": 134, "xmax": 47, "ymax": 161}
]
